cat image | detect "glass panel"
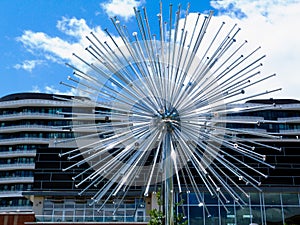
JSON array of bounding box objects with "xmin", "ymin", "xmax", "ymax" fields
[
  {"xmin": 53, "ymin": 202, "xmax": 63, "ymax": 209},
  {"xmin": 239, "ymin": 193, "xmax": 250, "ymax": 205},
  {"xmin": 283, "ymin": 206, "xmax": 300, "ymax": 224},
  {"xmin": 94, "ymin": 210, "xmax": 104, "ymax": 222},
  {"xmin": 65, "ymin": 211, "xmax": 73, "ymax": 222},
  {"xmin": 251, "ymin": 206, "xmax": 263, "ymax": 225},
  {"xmin": 282, "ymin": 193, "xmax": 299, "ymax": 206},
  {"xmin": 53, "ymin": 210, "xmax": 63, "ymax": 222},
  {"xmin": 136, "ymin": 211, "xmax": 144, "ymax": 222},
  {"xmin": 115, "ymin": 210, "xmax": 125, "ymax": 222},
  {"xmin": 265, "ymin": 206, "xmax": 283, "ymax": 224},
  {"xmin": 43, "ymin": 201, "xmax": 53, "ymax": 209},
  {"xmin": 204, "ymin": 193, "xmax": 218, "ymax": 205},
  {"xmin": 189, "ymin": 205, "xmax": 204, "ymax": 225},
  {"xmin": 42, "ymin": 210, "xmax": 52, "ymax": 222},
  {"xmin": 189, "ymin": 193, "xmax": 203, "ymax": 205},
  {"xmin": 65, "ymin": 202, "xmax": 74, "ymax": 209},
  {"xmin": 75, "ymin": 202, "xmax": 85, "ymax": 209},
  {"xmin": 220, "ymin": 205, "xmax": 235, "ymax": 225},
  {"xmin": 236, "ymin": 206, "xmax": 251, "ymax": 225},
  {"xmin": 264, "ymin": 193, "xmax": 281, "ymax": 205},
  {"xmin": 125, "ymin": 210, "xmax": 135, "ymax": 222},
  {"xmin": 104, "ymin": 210, "xmax": 114, "ymax": 222},
  {"xmin": 85, "ymin": 209, "xmax": 94, "ymax": 221},
  {"xmin": 75, "ymin": 210, "xmax": 84, "ymax": 222},
  {"xmin": 205, "ymin": 206, "xmax": 219, "ymax": 225}
]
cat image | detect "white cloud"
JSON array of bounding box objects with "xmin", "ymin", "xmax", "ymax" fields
[
  {"xmin": 44, "ymin": 85, "xmax": 78, "ymax": 96},
  {"xmin": 17, "ymin": 30, "xmax": 75, "ymax": 62},
  {"xmin": 101, "ymin": 0, "xmax": 142, "ymax": 21},
  {"xmin": 17, "ymin": 17, "xmax": 121, "ymax": 72},
  {"xmin": 30, "ymin": 84, "xmax": 90, "ymax": 97},
  {"xmin": 56, "ymin": 17, "xmax": 92, "ymax": 38},
  {"xmin": 31, "ymin": 85, "xmax": 41, "ymax": 93},
  {"xmin": 17, "ymin": 17, "xmax": 93, "ymax": 67},
  {"xmin": 14, "ymin": 59, "xmax": 44, "ymax": 72},
  {"xmin": 207, "ymin": 0, "xmax": 300, "ymax": 99},
  {"xmin": 211, "ymin": 0, "xmax": 299, "ymax": 20}
]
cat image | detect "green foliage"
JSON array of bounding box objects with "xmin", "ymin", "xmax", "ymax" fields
[
  {"xmin": 148, "ymin": 189, "xmax": 188, "ymax": 225},
  {"xmin": 156, "ymin": 189, "xmax": 163, "ymax": 206},
  {"xmin": 149, "ymin": 188, "xmax": 163, "ymax": 225},
  {"xmin": 175, "ymin": 211, "xmax": 188, "ymax": 225},
  {"xmin": 149, "ymin": 208, "xmax": 164, "ymax": 225},
  {"xmin": 174, "ymin": 196, "xmax": 188, "ymax": 225}
]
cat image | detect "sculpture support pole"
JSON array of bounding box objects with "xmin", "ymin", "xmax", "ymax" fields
[{"xmin": 164, "ymin": 132, "xmax": 174, "ymax": 225}]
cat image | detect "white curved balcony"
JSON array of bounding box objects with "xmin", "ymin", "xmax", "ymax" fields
[
  {"xmin": 224, "ymin": 116, "xmax": 265, "ymax": 122},
  {"xmin": 0, "ymin": 150, "xmax": 36, "ymax": 158},
  {"xmin": 0, "ymin": 99, "xmax": 75, "ymax": 108},
  {"xmin": 277, "ymin": 117, "xmax": 300, "ymax": 123},
  {"xmin": 0, "ymin": 176, "xmax": 33, "ymax": 184},
  {"xmin": 0, "ymin": 112, "xmax": 65, "ymax": 121},
  {"xmin": 0, "ymin": 137, "xmax": 50, "ymax": 145},
  {"xmin": 279, "ymin": 129, "xmax": 300, "ymax": 135},
  {"xmin": 0, "ymin": 125, "xmax": 63, "ymax": 133},
  {"xmin": 230, "ymin": 128, "xmax": 267, "ymax": 133},
  {"xmin": 275, "ymin": 103, "xmax": 300, "ymax": 110},
  {"xmin": 0, "ymin": 163, "xmax": 35, "ymax": 171},
  {"xmin": 0, "ymin": 191, "xmax": 23, "ymax": 198}
]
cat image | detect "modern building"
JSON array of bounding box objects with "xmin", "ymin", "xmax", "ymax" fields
[
  {"xmin": 1, "ymin": 93, "xmax": 300, "ymax": 225},
  {"xmin": 178, "ymin": 99, "xmax": 300, "ymax": 225},
  {"xmin": 0, "ymin": 93, "xmax": 84, "ymax": 212}
]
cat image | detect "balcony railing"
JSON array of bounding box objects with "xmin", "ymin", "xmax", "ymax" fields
[
  {"xmin": 277, "ymin": 117, "xmax": 300, "ymax": 123},
  {"xmin": 0, "ymin": 191, "xmax": 23, "ymax": 198},
  {"xmin": 0, "ymin": 125, "xmax": 63, "ymax": 133},
  {"xmin": 224, "ymin": 116, "xmax": 265, "ymax": 121},
  {"xmin": 0, "ymin": 137, "xmax": 50, "ymax": 145},
  {"xmin": 35, "ymin": 214, "xmax": 149, "ymax": 223},
  {"xmin": 279, "ymin": 129, "xmax": 300, "ymax": 135},
  {"xmin": 0, "ymin": 176, "xmax": 34, "ymax": 184},
  {"xmin": 0, "ymin": 150, "xmax": 36, "ymax": 158},
  {"xmin": 0, "ymin": 99, "xmax": 75, "ymax": 108},
  {"xmin": 0, "ymin": 163, "xmax": 35, "ymax": 171},
  {"xmin": 0, "ymin": 112, "xmax": 64, "ymax": 121}
]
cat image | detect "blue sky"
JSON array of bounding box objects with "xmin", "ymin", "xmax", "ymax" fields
[{"xmin": 1, "ymin": 0, "xmax": 300, "ymax": 99}]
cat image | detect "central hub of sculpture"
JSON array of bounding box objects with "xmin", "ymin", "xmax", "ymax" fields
[{"xmin": 157, "ymin": 108, "xmax": 181, "ymax": 132}]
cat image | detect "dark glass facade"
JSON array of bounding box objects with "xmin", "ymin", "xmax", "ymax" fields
[{"xmin": 180, "ymin": 99, "xmax": 300, "ymax": 225}]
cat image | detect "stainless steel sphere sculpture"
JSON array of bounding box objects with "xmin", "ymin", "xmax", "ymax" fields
[{"xmin": 58, "ymin": 2, "xmax": 281, "ymax": 224}]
